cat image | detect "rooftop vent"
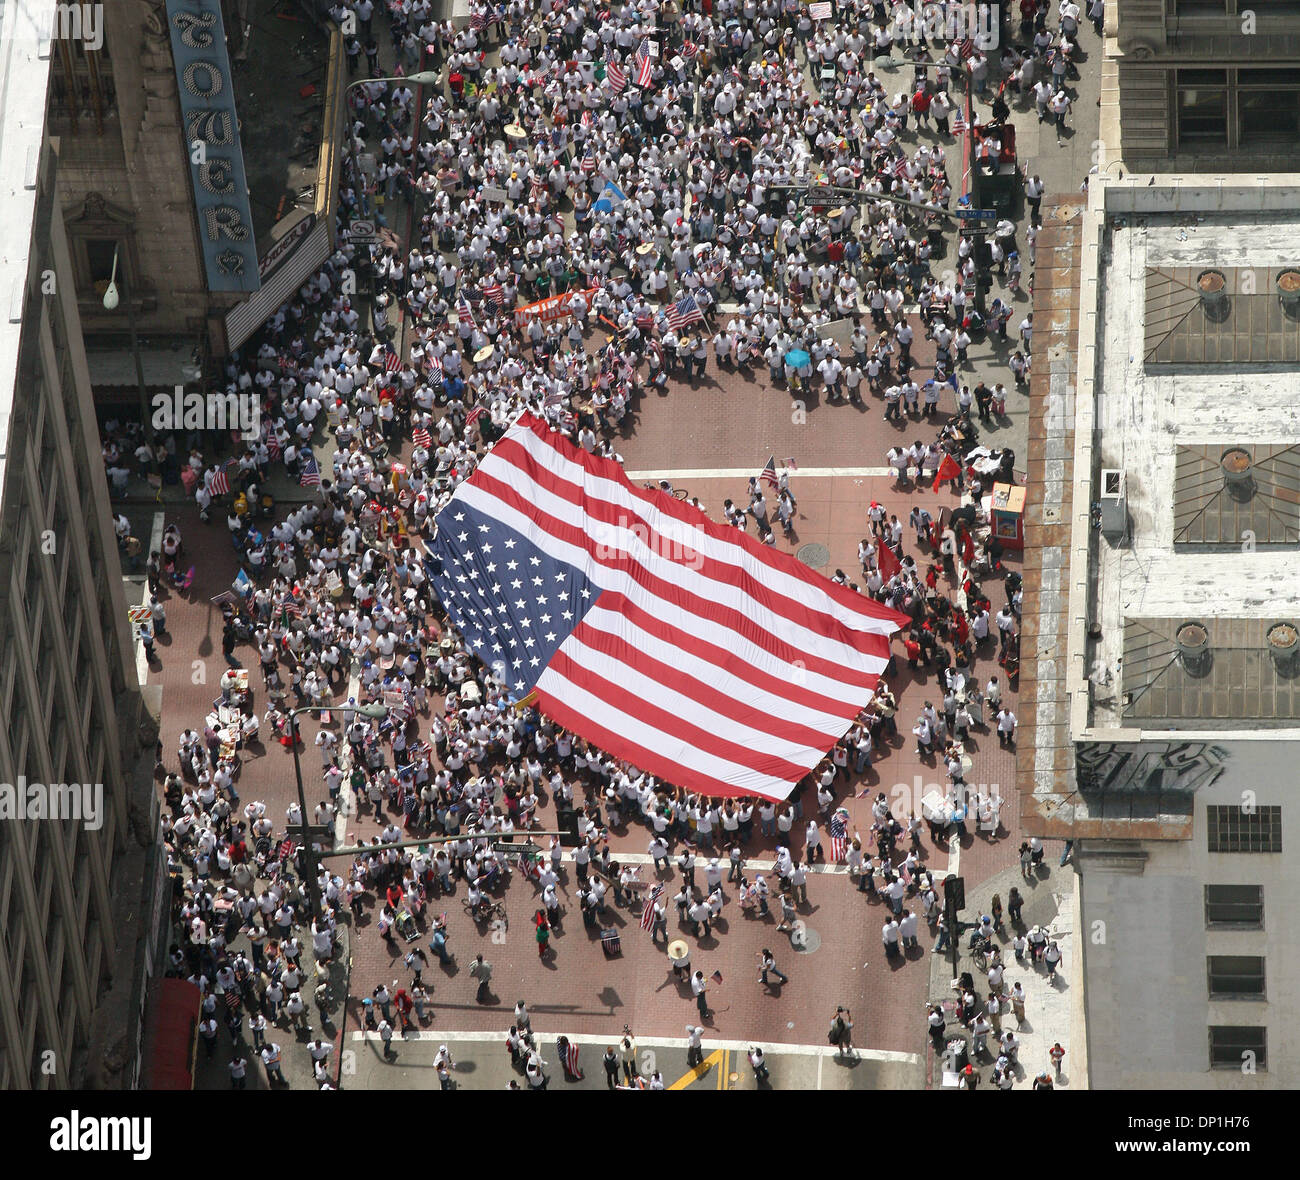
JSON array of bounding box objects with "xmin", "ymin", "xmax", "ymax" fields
[
  {"xmin": 1197, "ymin": 269, "xmax": 1230, "ymax": 323},
  {"xmin": 1175, "ymin": 620, "xmax": 1212, "ymax": 677},
  {"xmin": 1278, "ymin": 269, "xmax": 1300, "ymax": 318},
  {"xmin": 1220, "ymin": 446, "xmax": 1254, "ymax": 498},
  {"xmin": 1268, "ymin": 621, "xmax": 1299, "ymax": 675}
]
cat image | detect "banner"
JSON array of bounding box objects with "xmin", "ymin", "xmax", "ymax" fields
[{"xmin": 512, "ymin": 288, "xmax": 599, "ymax": 329}]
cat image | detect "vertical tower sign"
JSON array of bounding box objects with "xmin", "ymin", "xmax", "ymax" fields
[{"xmin": 165, "ymin": 0, "xmax": 261, "ymax": 292}]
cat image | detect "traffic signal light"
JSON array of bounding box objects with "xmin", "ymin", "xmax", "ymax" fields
[
  {"xmin": 943, "ymin": 875, "xmax": 966, "ymax": 911},
  {"xmin": 555, "ymin": 806, "xmax": 581, "ymax": 848}
]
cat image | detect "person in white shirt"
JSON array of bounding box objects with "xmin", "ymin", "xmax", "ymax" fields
[{"xmin": 996, "ymin": 708, "xmax": 1018, "ymax": 748}]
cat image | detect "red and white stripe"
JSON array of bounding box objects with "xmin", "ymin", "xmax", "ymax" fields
[{"xmin": 455, "ymin": 414, "xmax": 907, "ymax": 801}]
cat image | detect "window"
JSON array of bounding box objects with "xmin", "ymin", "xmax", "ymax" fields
[
  {"xmin": 47, "ymin": 5, "xmax": 116, "ymax": 136},
  {"xmin": 1238, "ymin": 72, "xmax": 1300, "ymax": 145},
  {"xmin": 1209, "ymin": 1026, "xmax": 1267, "ymax": 1071},
  {"xmin": 1205, "ymin": 885, "xmax": 1264, "ymax": 928},
  {"xmin": 85, "ymin": 239, "xmax": 121, "ymax": 301},
  {"xmin": 1207, "ymin": 956, "xmax": 1266, "ymax": 999},
  {"xmin": 1177, "ymin": 70, "xmax": 1229, "ymax": 146},
  {"xmin": 1207, "ymin": 805, "xmax": 1281, "ymax": 853}
]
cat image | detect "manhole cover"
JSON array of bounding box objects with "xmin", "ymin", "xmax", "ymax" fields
[
  {"xmin": 1055, "ymin": 203, "xmax": 1078, "ymax": 221},
  {"xmin": 796, "ymin": 543, "xmax": 830, "ymax": 569},
  {"xmin": 790, "ymin": 926, "xmax": 821, "ymax": 954},
  {"xmin": 1043, "ymin": 506, "xmax": 1062, "ymax": 524}
]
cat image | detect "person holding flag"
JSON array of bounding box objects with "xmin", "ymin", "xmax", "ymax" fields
[{"xmin": 933, "ymin": 451, "xmax": 963, "ymax": 493}]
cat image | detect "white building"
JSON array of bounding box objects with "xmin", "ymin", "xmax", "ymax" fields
[{"xmin": 1021, "ymin": 176, "xmax": 1300, "ymax": 1087}]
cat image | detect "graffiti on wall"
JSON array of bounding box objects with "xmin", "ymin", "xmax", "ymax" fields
[{"xmin": 1075, "ymin": 741, "xmax": 1231, "ymax": 795}]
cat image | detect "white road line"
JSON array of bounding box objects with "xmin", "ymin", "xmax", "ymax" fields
[
  {"xmin": 335, "ymin": 671, "xmax": 363, "ymax": 837},
  {"xmin": 534, "ymin": 849, "xmax": 850, "ymax": 875},
  {"xmin": 135, "ymin": 511, "xmax": 165, "ymax": 684},
  {"xmin": 350, "ymin": 1028, "xmax": 920, "ymax": 1063},
  {"xmin": 627, "ymin": 467, "xmax": 895, "ymax": 481}
]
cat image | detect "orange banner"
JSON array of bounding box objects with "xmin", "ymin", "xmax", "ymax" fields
[{"xmin": 512, "ymin": 287, "xmax": 599, "ymax": 329}]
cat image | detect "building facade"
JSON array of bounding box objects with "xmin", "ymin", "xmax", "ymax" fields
[
  {"xmin": 49, "ymin": 0, "xmax": 344, "ymax": 387},
  {"xmin": 0, "ymin": 3, "xmax": 160, "ymax": 1089},
  {"xmin": 1107, "ymin": 0, "xmax": 1300, "ymax": 170},
  {"xmin": 1021, "ymin": 175, "xmax": 1300, "ymax": 1087}
]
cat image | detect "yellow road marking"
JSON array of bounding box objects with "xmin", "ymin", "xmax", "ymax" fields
[{"xmin": 669, "ymin": 1047, "xmax": 723, "ymax": 1090}]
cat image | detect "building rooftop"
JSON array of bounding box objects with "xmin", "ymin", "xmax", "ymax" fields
[
  {"xmin": 1088, "ymin": 210, "xmax": 1300, "ymax": 734},
  {"xmin": 1017, "ymin": 177, "xmax": 1300, "ymax": 840}
]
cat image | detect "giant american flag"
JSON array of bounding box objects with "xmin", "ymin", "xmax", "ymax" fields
[{"xmin": 426, "ymin": 413, "xmax": 907, "ymax": 801}]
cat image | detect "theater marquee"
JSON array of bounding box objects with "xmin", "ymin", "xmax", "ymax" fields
[{"xmin": 165, "ymin": 0, "xmax": 260, "ymax": 293}]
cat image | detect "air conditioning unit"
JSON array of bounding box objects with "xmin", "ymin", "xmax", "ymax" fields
[{"xmin": 1099, "ymin": 468, "xmax": 1127, "ymax": 541}]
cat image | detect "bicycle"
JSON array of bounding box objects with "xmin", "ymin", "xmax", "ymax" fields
[
  {"xmin": 643, "ymin": 481, "xmax": 689, "ymax": 501},
  {"xmin": 462, "ymin": 897, "xmax": 508, "ymax": 928}
]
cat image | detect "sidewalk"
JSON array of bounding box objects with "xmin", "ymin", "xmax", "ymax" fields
[{"xmin": 926, "ymin": 853, "xmax": 1084, "ymax": 1089}]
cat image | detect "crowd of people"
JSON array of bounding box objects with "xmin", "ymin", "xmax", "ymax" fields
[{"xmin": 146, "ymin": 0, "xmax": 1086, "ymax": 1089}]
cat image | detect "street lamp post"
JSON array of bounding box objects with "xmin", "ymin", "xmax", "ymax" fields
[
  {"xmin": 344, "ymin": 70, "xmax": 441, "ymax": 103},
  {"xmin": 102, "ymin": 244, "xmax": 151, "ymax": 430},
  {"xmin": 285, "ymin": 700, "xmax": 388, "ymax": 924}
]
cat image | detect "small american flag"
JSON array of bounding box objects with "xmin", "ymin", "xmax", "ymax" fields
[
  {"xmin": 640, "ymin": 883, "xmax": 664, "ymax": 931},
  {"xmin": 664, "ymin": 292, "xmax": 703, "ymax": 332},
  {"xmin": 428, "ymin": 355, "xmax": 445, "ymax": 386},
  {"xmin": 458, "ymin": 294, "xmax": 477, "ymax": 328},
  {"xmin": 759, "ymin": 456, "xmax": 778, "ymax": 490},
  {"xmin": 413, "ymin": 426, "xmax": 432, "ymax": 450},
  {"xmin": 530, "ymin": 174, "xmax": 547, "ymax": 205},
  {"xmin": 605, "ymin": 56, "xmax": 627, "ymax": 93},
  {"xmin": 482, "ymin": 282, "xmax": 505, "ymax": 310},
  {"xmin": 785, "ymin": 457, "xmax": 798, "ymax": 471},
  {"xmin": 682, "ymin": 40, "xmax": 698, "ymax": 59},
  {"xmin": 561, "ymin": 1039, "xmax": 582, "ymax": 1079},
  {"xmin": 208, "ymin": 460, "xmax": 235, "ymax": 496},
  {"xmin": 267, "ymin": 433, "xmax": 282, "ymax": 461},
  {"xmin": 299, "ymin": 453, "xmax": 321, "ymax": 487},
  {"xmin": 893, "ymin": 155, "xmax": 909, "ymax": 179},
  {"xmin": 470, "ymin": 11, "xmax": 487, "ymax": 30},
  {"xmin": 277, "ymin": 838, "xmax": 297, "ymax": 861},
  {"xmin": 634, "ymin": 40, "xmax": 654, "ymax": 88},
  {"xmin": 829, "ymin": 809, "xmax": 849, "ymax": 863},
  {"xmin": 710, "ymin": 970, "xmax": 723, "ymax": 985},
  {"xmin": 580, "ymin": 147, "xmax": 597, "ymax": 173},
  {"xmin": 952, "ymin": 111, "xmax": 968, "ymax": 133},
  {"xmin": 958, "ymin": 36, "xmax": 975, "ymax": 61},
  {"xmin": 465, "ymin": 405, "xmax": 487, "ymax": 428},
  {"xmin": 385, "ymin": 350, "xmax": 402, "ymax": 373}
]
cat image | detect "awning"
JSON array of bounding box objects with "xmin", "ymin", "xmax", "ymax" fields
[{"xmin": 86, "ymin": 346, "xmax": 199, "ymax": 389}]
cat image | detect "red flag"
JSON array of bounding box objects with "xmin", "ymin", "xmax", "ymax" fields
[
  {"xmin": 962, "ymin": 530, "xmax": 975, "ymax": 565},
  {"xmin": 877, "ymin": 541, "xmax": 902, "ymax": 582},
  {"xmin": 933, "ymin": 453, "xmax": 961, "ymax": 491}
]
